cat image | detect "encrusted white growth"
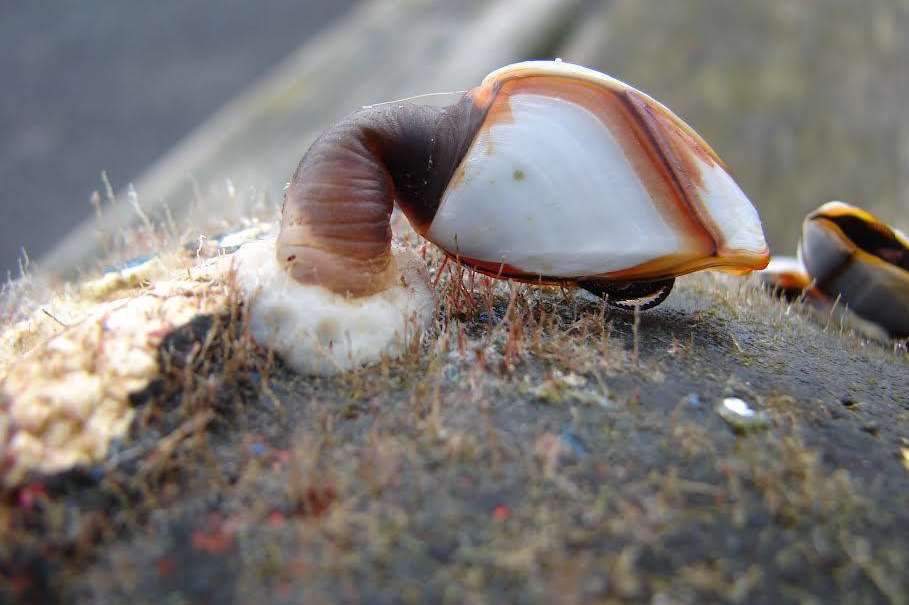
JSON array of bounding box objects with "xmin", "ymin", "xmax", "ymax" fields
[
  {"xmin": 233, "ymin": 240, "xmax": 435, "ymax": 376},
  {"xmin": 1, "ymin": 276, "xmax": 229, "ymax": 487}
]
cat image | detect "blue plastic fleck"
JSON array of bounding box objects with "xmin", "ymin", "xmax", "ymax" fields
[{"xmin": 560, "ymin": 430, "xmax": 588, "ymax": 458}]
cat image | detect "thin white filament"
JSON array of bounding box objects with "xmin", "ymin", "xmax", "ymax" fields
[{"xmin": 361, "ymin": 90, "xmax": 468, "ymax": 109}]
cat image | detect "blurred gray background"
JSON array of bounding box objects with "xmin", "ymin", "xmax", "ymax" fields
[
  {"xmin": 3, "ymin": 0, "xmax": 908, "ymax": 280},
  {"xmin": 0, "ymin": 0, "xmax": 356, "ymax": 278}
]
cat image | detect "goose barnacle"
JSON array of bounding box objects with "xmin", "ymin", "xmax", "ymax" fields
[
  {"xmin": 799, "ymin": 201, "xmax": 909, "ymax": 338},
  {"xmin": 235, "ymin": 60, "xmax": 769, "ymax": 374}
]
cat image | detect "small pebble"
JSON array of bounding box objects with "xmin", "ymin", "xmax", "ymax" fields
[{"xmin": 716, "ymin": 397, "xmax": 770, "ymax": 433}]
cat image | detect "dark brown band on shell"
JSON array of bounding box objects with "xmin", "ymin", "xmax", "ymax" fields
[
  {"xmin": 278, "ymin": 92, "xmax": 492, "ymax": 297},
  {"xmin": 820, "ymin": 214, "xmax": 909, "ymax": 272}
]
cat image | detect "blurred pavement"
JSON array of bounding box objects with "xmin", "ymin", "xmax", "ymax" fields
[
  {"xmin": 0, "ymin": 0, "xmax": 357, "ymax": 278},
  {"xmin": 38, "ymin": 0, "xmax": 584, "ymax": 277}
]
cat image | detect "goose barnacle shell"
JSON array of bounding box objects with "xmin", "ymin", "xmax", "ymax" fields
[
  {"xmin": 246, "ymin": 60, "xmax": 770, "ymax": 374},
  {"xmin": 799, "ymin": 201, "xmax": 909, "ymax": 338},
  {"xmin": 277, "ymin": 60, "xmax": 768, "ymax": 305},
  {"xmin": 429, "ymin": 62, "xmax": 769, "ymax": 292}
]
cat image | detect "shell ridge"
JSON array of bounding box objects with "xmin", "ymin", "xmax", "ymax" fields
[{"xmin": 620, "ymin": 89, "xmax": 720, "ymax": 258}]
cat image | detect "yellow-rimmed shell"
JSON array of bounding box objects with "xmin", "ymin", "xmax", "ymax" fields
[{"xmin": 799, "ymin": 201, "xmax": 909, "ymax": 338}]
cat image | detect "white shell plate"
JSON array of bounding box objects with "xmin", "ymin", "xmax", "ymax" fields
[
  {"xmin": 427, "ymin": 87, "xmax": 767, "ymax": 278},
  {"xmin": 428, "ymin": 93, "xmax": 685, "ymax": 276}
]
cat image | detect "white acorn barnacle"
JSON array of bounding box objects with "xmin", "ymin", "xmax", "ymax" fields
[
  {"xmin": 236, "ymin": 60, "xmax": 770, "ymax": 375},
  {"xmin": 233, "ymin": 240, "xmax": 433, "ymax": 376}
]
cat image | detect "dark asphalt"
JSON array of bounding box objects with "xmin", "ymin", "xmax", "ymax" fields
[{"xmin": 0, "ymin": 1, "xmax": 357, "ymax": 279}]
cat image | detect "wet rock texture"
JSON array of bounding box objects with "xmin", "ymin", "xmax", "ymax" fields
[{"xmin": 1, "ymin": 240, "xmax": 906, "ymax": 603}]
